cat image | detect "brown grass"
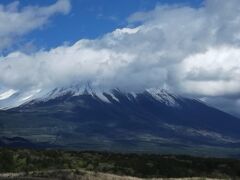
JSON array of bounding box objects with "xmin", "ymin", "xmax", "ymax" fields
[{"xmin": 0, "ymin": 169, "xmax": 227, "ymax": 180}]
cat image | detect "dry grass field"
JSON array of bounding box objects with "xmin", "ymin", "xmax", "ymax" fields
[{"xmin": 0, "ymin": 169, "xmax": 226, "ymax": 180}]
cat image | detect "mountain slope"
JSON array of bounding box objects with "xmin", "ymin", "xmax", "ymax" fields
[{"xmin": 1, "ymin": 88, "xmax": 240, "ymax": 156}]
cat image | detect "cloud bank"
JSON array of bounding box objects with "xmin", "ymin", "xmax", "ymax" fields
[
  {"xmin": 0, "ymin": 0, "xmax": 71, "ymax": 50},
  {"xmin": 0, "ymin": 0, "xmax": 240, "ymax": 116}
]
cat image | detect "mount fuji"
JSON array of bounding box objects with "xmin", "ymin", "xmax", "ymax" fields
[{"xmin": 0, "ymin": 86, "xmax": 240, "ymax": 156}]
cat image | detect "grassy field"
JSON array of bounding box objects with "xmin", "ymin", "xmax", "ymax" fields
[
  {"xmin": 0, "ymin": 170, "xmax": 225, "ymax": 180},
  {"xmin": 0, "ymin": 148, "xmax": 240, "ymax": 179}
]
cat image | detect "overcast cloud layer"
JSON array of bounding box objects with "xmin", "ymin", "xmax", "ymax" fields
[{"xmin": 0, "ymin": 0, "xmax": 240, "ymax": 116}]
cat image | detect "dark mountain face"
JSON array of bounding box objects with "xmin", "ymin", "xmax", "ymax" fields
[
  {"xmin": 0, "ymin": 136, "xmax": 47, "ymax": 148},
  {"xmin": 0, "ymin": 137, "xmax": 33, "ymax": 148},
  {"xmin": 0, "ymin": 89, "xmax": 240, "ymax": 156}
]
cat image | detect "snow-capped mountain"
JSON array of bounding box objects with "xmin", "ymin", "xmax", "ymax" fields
[
  {"xmin": 1, "ymin": 86, "xmax": 240, "ymax": 156},
  {"xmin": 0, "ymin": 86, "xmax": 182, "ymax": 109}
]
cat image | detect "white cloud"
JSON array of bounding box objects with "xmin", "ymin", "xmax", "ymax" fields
[
  {"xmin": 0, "ymin": 0, "xmax": 240, "ymax": 116},
  {"xmin": 179, "ymin": 47, "xmax": 240, "ymax": 96},
  {"xmin": 0, "ymin": 0, "xmax": 71, "ymax": 50}
]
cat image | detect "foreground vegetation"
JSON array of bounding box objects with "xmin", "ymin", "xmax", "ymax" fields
[{"xmin": 0, "ymin": 148, "xmax": 240, "ymax": 179}]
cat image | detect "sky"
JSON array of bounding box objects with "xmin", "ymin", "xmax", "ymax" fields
[
  {"xmin": 0, "ymin": 0, "xmax": 239, "ymax": 117},
  {"xmin": 0, "ymin": 0, "xmax": 203, "ymax": 52}
]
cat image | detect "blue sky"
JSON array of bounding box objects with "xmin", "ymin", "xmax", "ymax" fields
[{"xmin": 3, "ymin": 0, "xmax": 203, "ymax": 51}]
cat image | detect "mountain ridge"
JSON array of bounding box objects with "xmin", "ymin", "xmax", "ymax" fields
[
  {"xmin": 0, "ymin": 86, "xmax": 183, "ymax": 109},
  {"xmin": 1, "ymin": 87, "xmax": 240, "ymax": 156}
]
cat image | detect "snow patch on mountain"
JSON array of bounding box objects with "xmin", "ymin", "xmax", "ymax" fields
[
  {"xmin": 146, "ymin": 88, "xmax": 181, "ymax": 107},
  {"xmin": 0, "ymin": 89, "xmax": 41, "ymax": 109},
  {"xmin": 0, "ymin": 89, "xmax": 17, "ymax": 100},
  {"xmin": 110, "ymin": 93, "xmax": 120, "ymax": 102},
  {"xmin": 94, "ymin": 92, "xmax": 111, "ymax": 103}
]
